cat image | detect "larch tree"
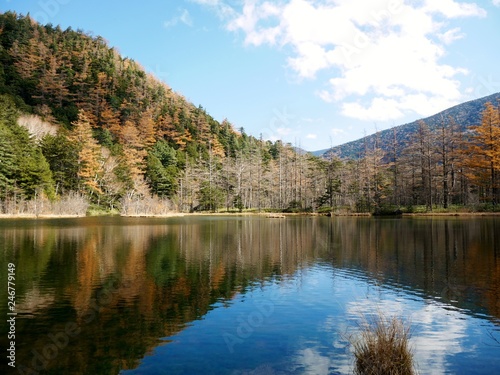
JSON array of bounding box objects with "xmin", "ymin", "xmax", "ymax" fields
[
  {"xmin": 38, "ymin": 54, "xmax": 70, "ymax": 107},
  {"xmin": 100, "ymin": 102, "xmax": 121, "ymax": 136},
  {"xmin": 435, "ymin": 116, "xmax": 460, "ymax": 208},
  {"xmin": 119, "ymin": 120, "xmax": 147, "ymax": 188},
  {"xmin": 421, "ymin": 121, "xmax": 435, "ymax": 209},
  {"xmin": 389, "ymin": 127, "xmax": 402, "ymax": 206},
  {"xmin": 139, "ymin": 108, "xmax": 157, "ymax": 148},
  {"xmin": 463, "ymin": 102, "xmax": 500, "ymax": 204},
  {"xmin": 68, "ymin": 110, "xmax": 103, "ymax": 196}
]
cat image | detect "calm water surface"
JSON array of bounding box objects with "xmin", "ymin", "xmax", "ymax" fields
[{"xmin": 1, "ymin": 216, "xmax": 499, "ymax": 374}]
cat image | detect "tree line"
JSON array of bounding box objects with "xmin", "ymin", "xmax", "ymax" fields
[
  {"xmin": 332, "ymin": 102, "xmax": 500, "ymax": 213},
  {"xmin": 0, "ymin": 12, "xmax": 499, "ymax": 214}
]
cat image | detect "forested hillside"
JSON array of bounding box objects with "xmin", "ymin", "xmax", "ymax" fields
[
  {"xmin": 0, "ymin": 12, "xmax": 325, "ymax": 215},
  {"xmin": 0, "ymin": 11, "xmax": 499, "ymax": 215}
]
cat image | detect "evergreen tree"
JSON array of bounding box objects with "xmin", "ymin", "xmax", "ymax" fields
[
  {"xmin": 40, "ymin": 132, "xmax": 79, "ymax": 193},
  {"xmin": 146, "ymin": 139, "xmax": 179, "ymax": 197},
  {"xmin": 0, "ymin": 123, "xmax": 17, "ymax": 198},
  {"xmin": 17, "ymin": 146, "xmax": 55, "ymax": 199},
  {"xmin": 197, "ymin": 181, "xmax": 224, "ymax": 212},
  {"xmin": 0, "ymin": 94, "xmax": 55, "ymax": 200}
]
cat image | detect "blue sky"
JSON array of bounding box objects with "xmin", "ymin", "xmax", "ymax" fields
[{"xmin": 2, "ymin": 0, "xmax": 500, "ymax": 151}]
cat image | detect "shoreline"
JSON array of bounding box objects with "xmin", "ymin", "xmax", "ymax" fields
[
  {"xmin": 402, "ymin": 212, "xmax": 500, "ymax": 217},
  {"xmin": 1, "ymin": 211, "xmax": 500, "ymax": 219},
  {"xmin": 0, "ymin": 213, "xmax": 86, "ymax": 219}
]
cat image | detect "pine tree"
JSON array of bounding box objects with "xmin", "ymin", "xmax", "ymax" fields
[
  {"xmin": 40, "ymin": 132, "xmax": 79, "ymax": 194},
  {"xmin": 145, "ymin": 140, "xmax": 178, "ymax": 197},
  {"xmin": 197, "ymin": 181, "xmax": 224, "ymax": 212},
  {"xmin": 0, "ymin": 123, "xmax": 17, "ymax": 199},
  {"xmin": 17, "ymin": 147, "xmax": 55, "ymax": 199}
]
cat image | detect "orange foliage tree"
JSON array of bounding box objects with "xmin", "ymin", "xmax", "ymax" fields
[
  {"xmin": 120, "ymin": 121, "xmax": 147, "ymax": 186},
  {"xmin": 68, "ymin": 110, "xmax": 103, "ymax": 196},
  {"xmin": 462, "ymin": 102, "xmax": 500, "ymax": 203}
]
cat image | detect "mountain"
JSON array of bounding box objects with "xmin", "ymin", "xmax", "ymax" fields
[
  {"xmin": 310, "ymin": 148, "xmax": 329, "ymax": 157},
  {"xmin": 319, "ymin": 92, "xmax": 500, "ymax": 159},
  {"xmin": 0, "ymin": 11, "xmax": 321, "ymax": 214},
  {"xmin": 0, "ymin": 11, "xmax": 241, "ymax": 158},
  {"xmin": 0, "ymin": 11, "xmax": 256, "ymax": 207}
]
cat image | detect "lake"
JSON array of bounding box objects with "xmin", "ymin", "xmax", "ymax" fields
[{"xmin": 1, "ymin": 215, "xmax": 499, "ymax": 374}]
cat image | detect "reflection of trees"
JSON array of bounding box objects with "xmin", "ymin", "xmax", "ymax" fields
[
  {"xmin": 0, "ymin": 217, "xmax": 325, "ymax": 374},
  {"xmin": 318, "ymin": 217, "xmax": 500, "ymax": 321},
  {"xmin": 1, "ymin": 217, "xmax": 499, "ymax": 374}
]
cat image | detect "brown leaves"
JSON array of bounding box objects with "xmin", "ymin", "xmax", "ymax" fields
[
  {"xmin": 461, "ymin": 102, "xmax": 500, "ymax": 195},
  {"xmin": 68, "ymin": 110, "xmax": 103, "ymax": 194}
]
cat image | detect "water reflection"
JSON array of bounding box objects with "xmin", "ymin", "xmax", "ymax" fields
[
  {"xmin": 346, "ymin": 297, "xmax": 469, "ymax": 375},
  {"xmin": 320, "ymin": 217, "xmax": 500, "ymax": 321},
  {"xmin": 0, "ymin": 216, "xmax": 499, "ymax": 374}
]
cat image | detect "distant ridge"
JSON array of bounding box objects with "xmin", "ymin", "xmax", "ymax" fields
[{"xmin": 319, "ymin": 92, "xmax": 500, "ymax": 159}]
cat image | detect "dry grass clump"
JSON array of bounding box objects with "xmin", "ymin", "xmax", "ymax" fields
[{"xmin": 351, "ymin": 314, "xmax": 415, "ymax": 375}]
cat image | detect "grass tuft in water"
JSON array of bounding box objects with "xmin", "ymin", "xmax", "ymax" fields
[{"xmin": 351, "ymin": 314, "xmax": 415, "ymax": 375}]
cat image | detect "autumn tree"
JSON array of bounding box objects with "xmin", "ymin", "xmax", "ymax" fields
[
  {"xmin": 434, "ymin": 116, "xmax": 460, "ymax": 208},
  {"xmin": 68, "ymin": 110, "xmax": 103, "ymax": 196},
  {"xmin": 139, "ymin": 112, "xmax": 157, "ymax": 148},
  {"xmin": 388, "ymin": 128, "xmax": 403, "ymax": 206},
  {"xmin": 401, "ymin": 121, "xmax": 436, "ymax": 209},
  {"xmin": 462, "ymin": 102, "xmax": 500, "ymax": 204},
  {"xmin": 119, "ymin": 120, "xmax": 147, "ymax": 184},
  {"xmin": 38, "ymin": 54, "xmax": 70, "ymax": 107},
  {"xmin": 99, "ymin": 102, "xmax": 121, "ymax": 136}
]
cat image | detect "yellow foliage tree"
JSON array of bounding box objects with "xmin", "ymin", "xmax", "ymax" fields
[
  {"xmin": 120, "ymin": 121, "xmax": 147, "ymax": 184},
  {"xmin": 100, "ymin": 103, "xmax": 121, "ymax": 136},
  {"xmin": 462, "ymin": 102, "xmax": 500, "ymax": 203},
  {"xmin": 138, "ymin": 108, "xmax": 157, "ymax": 147},
  {"xmin": 68, "ymin": 110, "xmax": 103, "ymax": 195}
]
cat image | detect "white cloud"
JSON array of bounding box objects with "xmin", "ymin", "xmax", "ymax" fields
[
  {"xmin": 293, "ymin": 348, "xmax": 334, "ymax": 375},
  {"xmin": 180, "ymin": 9, "xmax": 193, "ymax": 26},
  {"xmin": 410, "ymin": 305, "xmax": 468, "ymax": 375},
  {"xmin": 493, "ymin": 0, "xmax": 500, "ymax": 7},
  {"xmin": 164, "ymin": 9, "xmax": 193, "ymax": 28},
  {"xmin": 330, "ymin": 128, "xmax": 345, "ymax": 136},
  {"xmin": 438, "ymin": 27, "xmax": 465, "ymax": 44},
  {"xmin": 346, "ymin": 298, "xmax": 469, "ymax": 375},
  {"xmin": 342, "ymin": 98, "xmax": 404, "ymax": 121},
  {"xmin": 196, "ymin": 0, "xmax": 487, "ymax": 122},
  {"xmin": 266, "ymin": 126, "xmax": 294, "ymax": 142},
  {"xmin": 227, "ymin": 1, "xmax": 282, "ymax": 45},
  {"xmin": 189, "ymin": 0, "xmax": 235, "ymax": 19},
  {"xmin": 276, "ymin": 126, "xmax": 292, "ymax": 136},
  {"xmin": 422, "ymin": 0, "xmax": 486, "ymax": 17},
  {"xmin": 306, "ymin": 133, "xmax": 317, "ymax": 139}
]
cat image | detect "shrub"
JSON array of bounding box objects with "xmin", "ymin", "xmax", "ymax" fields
[{"xmin": 351, "ymin": 315, "xmax": 414, "ymax": 375}]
